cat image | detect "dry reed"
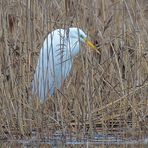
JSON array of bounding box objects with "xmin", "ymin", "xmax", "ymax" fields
[{"xmin": 0, "ymin": 0, "xmax": 147, "ymax": 141}]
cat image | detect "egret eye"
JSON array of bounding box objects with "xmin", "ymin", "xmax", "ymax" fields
[{"xmin": 80, "ymin": 35, "xmax": 84, "ymax": 39}]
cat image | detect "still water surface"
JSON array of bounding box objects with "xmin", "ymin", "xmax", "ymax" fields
[{"xmin": 1, "ymin": 139, "xmax": 148, "ymax": 148}]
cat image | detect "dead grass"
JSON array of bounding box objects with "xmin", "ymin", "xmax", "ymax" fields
[{"xmin": 0, "ymin": 0, "xmax": 147, "ymax": 140}]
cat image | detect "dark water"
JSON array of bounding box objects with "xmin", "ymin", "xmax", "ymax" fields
[
  {"xmin": 0, "ymin": 143, "xmax": 148, "ymax": 148},
  {"xmin": 1, "ymin": 139, "xmax": 148, "ymax": 148}
]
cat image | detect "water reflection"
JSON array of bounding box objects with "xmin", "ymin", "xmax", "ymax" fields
[{"xmin": 0, "ymin": 140, "xmax": 148, "ymax": 148}]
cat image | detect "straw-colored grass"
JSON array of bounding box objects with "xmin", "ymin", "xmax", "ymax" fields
[{"xmin": 0, "ymin": 0, "xmax": 147, "ymax": 140}]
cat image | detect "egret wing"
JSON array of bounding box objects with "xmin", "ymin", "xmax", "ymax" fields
[{"xmin": 32, "ymin": 29, "xmax": 72, "ymax": 102}]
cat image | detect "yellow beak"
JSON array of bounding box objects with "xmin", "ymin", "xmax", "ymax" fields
[
  {"xmin": 84, "ymin": 38, "xmax": 101, "ymax": 54},
  {"xmin": 84, "ymin": 38, "xmax": 96, "ymax": 49}
]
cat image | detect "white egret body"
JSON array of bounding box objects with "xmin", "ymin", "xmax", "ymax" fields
[{"xmin": 32, "ymin": 27, "xmax": 95, "ymax": 102}]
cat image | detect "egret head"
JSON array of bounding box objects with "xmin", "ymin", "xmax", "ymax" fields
[{"xmin": 69, "ymin": 27, "xmax": 95, "ymax": 49}]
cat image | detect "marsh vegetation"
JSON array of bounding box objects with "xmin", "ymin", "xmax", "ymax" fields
[{"xmin": 0, "ymin": 0, "xmax": 147, "ymax": 143}]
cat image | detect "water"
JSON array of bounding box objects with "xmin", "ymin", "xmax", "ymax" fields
[
  {"xmin": 0, "ymin": 142, "xmax": 147, "ymax": 148},
  {"xmin": 1, "ymin": 138, "xmax": 147, "ymax": 148}
]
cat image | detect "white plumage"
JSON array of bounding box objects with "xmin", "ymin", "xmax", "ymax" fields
[{"xmin": 32, "ymin": 27, "xmax": 95, "ymax": 102}]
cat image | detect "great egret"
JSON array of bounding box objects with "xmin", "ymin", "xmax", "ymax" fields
[{"xmin": 32, "ymin": 27, "xmax": 95, "ymax": 102}]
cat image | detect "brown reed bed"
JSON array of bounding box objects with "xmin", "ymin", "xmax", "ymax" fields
[{"xmin": 0, "ymin": 0, "xmax": 147, "ymax": 141}]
